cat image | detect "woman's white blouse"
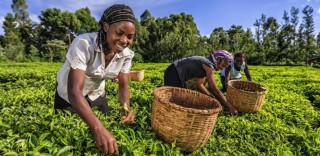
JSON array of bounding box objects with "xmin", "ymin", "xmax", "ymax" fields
[
  {"xmin": 219, "ymin": 61, "xmax": 245, "ymax": 79},
  {"xmin": 57, "ymin": 32, "xmax": 134, "ymax": 102}
]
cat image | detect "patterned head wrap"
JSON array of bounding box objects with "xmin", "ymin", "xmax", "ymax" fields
[
  {"xmin": 97, "ymin": 4, "xmax": 136, "ymax": 54},
  {"xmin": 99, "ymin": 4, "xmax": 136, "ymax": 26},
  {"xmin": 211, "ymin": 50, "xmax": 234, "ymax": 63}
]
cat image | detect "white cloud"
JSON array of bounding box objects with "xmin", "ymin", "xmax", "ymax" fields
[
  {"xmin": 0, "ymin": 17, "xmax": 4, "ymax": 35},
  {"xmin": 317, "ymin": 7, "xmax": 320, "ymax": 14},
  {"xmin": 251, "ymin": 26, "xmax": 256, "ymax": 33},
  {"xmin": 29, "ymin": 14, "xmax": 40, "ymax": 24}
]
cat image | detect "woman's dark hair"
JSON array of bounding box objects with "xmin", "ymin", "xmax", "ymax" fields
[
  {"xmin": 97, "ymin": 4, "xmax": 136, "ymax": 54},
  {"xmin": 234, "ymin": 52, "xmax": 245, "ymax": 59}
]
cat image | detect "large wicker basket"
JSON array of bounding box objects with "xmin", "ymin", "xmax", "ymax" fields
[
  {"xmin": 130, "ymin": 70, "xmax": 144, "ymax": 81},
  {"xmin": 226, "ymin": 80, "xmax": 267, "ymax": 113},
  {"xmin": 151, "ymin": 86, "xmax": 222, "ymax": 152}
]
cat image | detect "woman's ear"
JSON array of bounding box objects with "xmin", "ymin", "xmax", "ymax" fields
[{"xmin": 103, "ymin": 22, "xmax": 109, "ymax": 32}]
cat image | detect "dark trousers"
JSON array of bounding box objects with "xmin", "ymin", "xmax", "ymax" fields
[
  {"xmin": 54, "ymin": 90, "xmax": 109, "ymax": 114},
  {"xmin": 164, "ymin": 64, "xmax": 183, "ymax": 88}
]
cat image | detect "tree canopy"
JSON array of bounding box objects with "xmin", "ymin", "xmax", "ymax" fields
[{"xmin": 1, "ymin": 1, "xmax": 320, "ymax": 65}]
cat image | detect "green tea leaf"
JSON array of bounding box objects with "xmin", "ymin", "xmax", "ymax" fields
[
  {"xmin": 124, "ymin": 102, "xmax": 129, "ymax": 112},
  {"xmin": 56, "ymin": 146, "xmax": 74, "ymax": 156},
  {"xmin": 4, "ymin": 151, "xmax": 18, "ymax": 156}
]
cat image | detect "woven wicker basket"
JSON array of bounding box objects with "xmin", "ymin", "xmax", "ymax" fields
[
  {"xmin": 130, "ymin": 70, "xmax": 144, "ymax": 81},
  {"xmin": 226, "ymin": 80, "xmax": 267, "ymax": 113},
  {"xmin": 151, "ymin": 86, "xmax": 222, "ymax": 152}
]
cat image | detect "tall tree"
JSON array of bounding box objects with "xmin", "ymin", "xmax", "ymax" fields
[
  {"xmin": 130, "ymin": 19, "xmax": 147, "ymax": 63},
  {"xmin": 316, "ymin": 32, "xmax": 320, "ymax": 49},
  {"xmin": 209, "ymin": 27, "xmax": 230, "ymax": 51},
  {"xmin": 2, "ymin": 13, "xmax": 24, "ymax": 61},
  {"xmin": 75, "ymin": 7, "xmax": 99, "ymax": 34},
  {"xmin": 3, "ymin": 13, "xmax": 17, "ymax": 38},
  {"xmin": 288, "ymin": 6, "xmax": 300, "ymax": 62},
  {"xmin": 11, "ymin": 0, "xmax": 30, "ymax": 26},
  {"xmin": 62, "ymin": 11, "xmax": 81, "ymax": 44},
  {"xmin": 140, "ymin": 10, "xmax": 151, "ymax": 25},
  {"xmin": 42, "ymin": 39, "xmax": 67, "ymax": 62},
  {"xmin": 263, "ymin": 17, "xmax": 279, "ymax": 62},
  {"xmin": 254, "ymin": 19, "xmax": 262, "ymax": 44},
  {"xmin": 227, "ymin": 25, "xmax": 246, "ymax": 52},
  {"xmin": 290, "ymin": 7, "xmax": 299, "ymax": 32},
  {"xmin": 138, "ymin": 12, "xmax": 201, "ymax": 62},
  {"xmin": 278, "ymin": 10, "xmax": 295, "ymax": 63},
  {"xmin": 242, "ymin": 28, "xmax": 256, "ymax": 55},
  {"xmin": 259, "ymin": 14, "xmax": 267, "ymax": 40},
  {"xmin": 10, "ymin": 0, "xmax": 36, "ymax": 57},
  {"xmin": 138, "ymin": 15, "xmax": 157, "ymax": 62},
  {"xmin": 253, "ymin": 14, "xmax": 266, "ymax": 59},
  {"xmin": 39, "ymin": 8, "xmax": 80, "ymax": 44},
  {"xmin": 154, "ymin": 13, "xmax": 200, "ymax": 62},
  {"xmin": 282, "ymin": 11, "xmax": 290, "ymax": 26},
  {"xmin": 0, "ymin": 35, "xmax": 5, "ymax": 48},
  {"xmin": 300, "ymin": 5, "xmax": 316, "ymax": 65},
  {"xmin": 38, "ymin": 8, "xmax": 80, "ymax": 60}
]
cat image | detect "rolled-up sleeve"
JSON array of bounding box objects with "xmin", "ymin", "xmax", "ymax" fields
[
  {"xmin": 66, "ymin": 38, "xmax": 90, "ymax": 71},
  {"xmin": 120, "ymin": 54, "xmax": 134, "ymax": 73}
]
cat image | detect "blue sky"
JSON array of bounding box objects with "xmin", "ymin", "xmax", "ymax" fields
[{"xmin": 0, "ymin": 0, "xmax": 320, "ymax": 36}]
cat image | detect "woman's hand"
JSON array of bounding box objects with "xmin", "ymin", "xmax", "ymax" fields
[
  {"xmin": 227, "ymin": 105, "xmax": 238, "ymax": 115},
  {"xmin": 93, "ymin": 126, "xmax": 118, "ymax": 154},
  {"xmin": 121, "ymin": 107, "xmax": 135, "ymax": 124}
]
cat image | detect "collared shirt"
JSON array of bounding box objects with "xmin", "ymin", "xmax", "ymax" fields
[
  {"xmin": 173, "ymin": 56, "xmax": 217, "ymax": 87},
  {"xmin": 219, "ymin": 61, "xmax": 245, "ymax": 79},
  {"xmin": 57, "ymin": 32, "xmax": 134, "ymax": 102}
]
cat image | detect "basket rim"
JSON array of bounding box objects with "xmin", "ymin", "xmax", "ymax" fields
[
  {"xmin": 153, "ymin": 86, "xmax": 222, "ymax": 114},
  {"xmin": 227, "ymin": 80, "xmax": 267, "ymax": 94}
]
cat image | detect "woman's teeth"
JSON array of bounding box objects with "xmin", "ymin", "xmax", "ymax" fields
[{"xmin": 116, "ymin": 44, "xmax": 125, "ymax": 49}]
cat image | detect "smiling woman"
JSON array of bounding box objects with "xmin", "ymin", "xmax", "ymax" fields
[{"xmin": 53, "ymin": 4, "xmax": 136, "ymax": 155}]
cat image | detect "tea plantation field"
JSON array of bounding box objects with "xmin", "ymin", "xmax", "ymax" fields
[{"xmin": 0, "ymin": 63, "xmax": 319, "ymax": 155}]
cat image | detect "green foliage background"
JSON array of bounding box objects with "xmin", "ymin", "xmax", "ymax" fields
[{"xmin": 1, "ymin": 1, "xmax": 320, "ymax": 65}]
